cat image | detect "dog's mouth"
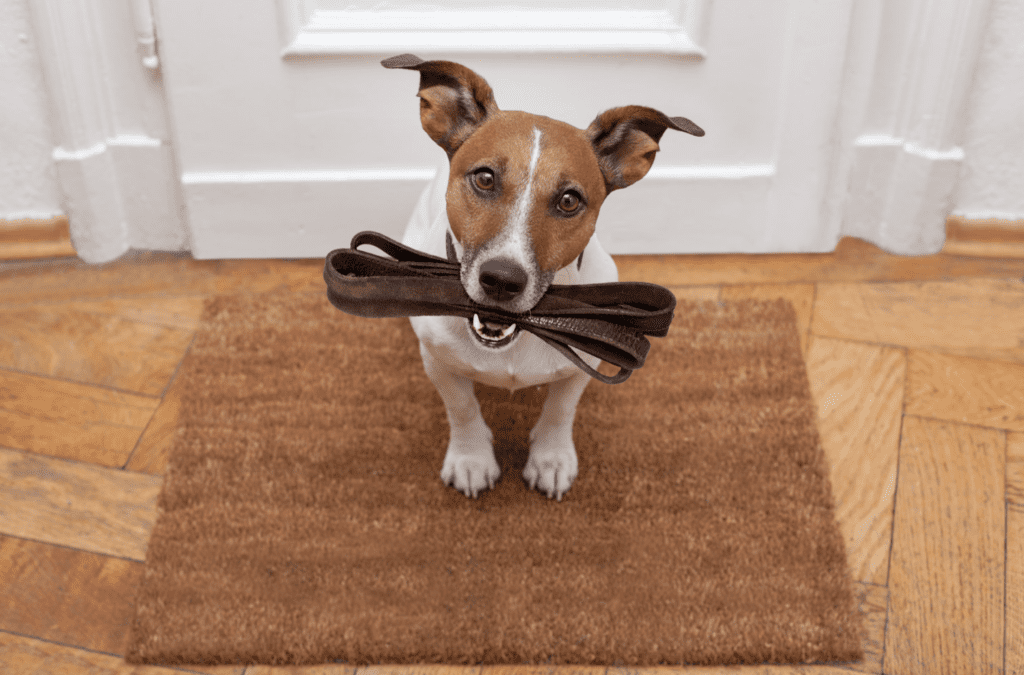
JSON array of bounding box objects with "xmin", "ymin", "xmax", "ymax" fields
[{"xmin": 470, "ymin": 314, "xmax": 520, "ymax": 348}]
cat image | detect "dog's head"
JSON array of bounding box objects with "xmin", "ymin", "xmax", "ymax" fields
[{"xmin": 384, "ymin": 54, "xmax": 703, "ymax": 344}]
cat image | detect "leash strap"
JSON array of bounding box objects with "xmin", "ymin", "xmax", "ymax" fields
[{"xmin": 323, "ymin": 231, "xmax": 676, "ymax": 384}]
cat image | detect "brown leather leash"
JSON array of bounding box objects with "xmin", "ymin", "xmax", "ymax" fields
[{"xmin": 323, "ymin": 231, "xmax": 676, "ymax": 384}]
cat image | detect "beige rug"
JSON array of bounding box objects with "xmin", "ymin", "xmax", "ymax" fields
[{"xmin": 127, "ymin": 290, "xmax": 863, "ymax": 666}]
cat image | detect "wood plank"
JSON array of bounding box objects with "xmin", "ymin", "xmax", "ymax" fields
[
  {"xmin": 905, "ymin": 350, "xmax": 1024, "ymax": 432},
  {"xmin": 602, "ymin": 665, "xmax": 856, "ymax": 674},
  {"xmin": 30, "ymin": 295, "xmax": 207, "ymax": 330},
  {"xmin": 1010, "ymin": 432, "xmax": 1024, "ymax": 506},
  {"xmin": 0, "ymin": 252, "xmax": 219, "ymax": 305},
  {"xmin": 0, "ymin": 630, "xmax": 243, "ymax": 674},
  {"xmin": 247, "ymin": 665, "xmax": 359, "ymax": 675},
  {"xmin": 0, "ymin": 216, "xmax": 77, "ymax": 261},
  {"xmin": 212, "ymin": 258, "xmax": 327, "ymax": 295},
  {"xmin": 885, "ymin": 417, "xmax": 1004, "ymax": 675},
  {"xmin": 357, "ymin": 667, "xmax": 479, "ymax": 675},
  {"xmin": 480, "ymin": 668, "xmax": 603, "ymax": 675},
  {"xmin": 665, "ymin": 285, "xmax": 719, "ymax": 302},
  {"xmin": 812, "ymin": 278, "xmax": 1024, "ymax": 365},
  {"xmin": 0, "ymin": 536, "xmax": 142, "ymax": 656},
  {"xmin": 1008, "ymin": 503, "xmax": 1024, "ymax": 675},
  {"xmin": 849, "ymin": 583, "xmax": 886, "ymax": 675},
  {"xmin": 0, "ymin": 252, "xmax": 323, "ymax": 306},
  {"xmin": 0, "ymin": 447, "xmax": 161, "ymax": 561},
  {"xmin": 358, "ymin": 664, "xmax": 861, "ymax": 675},
  {"xmin": 0, "ymin": 302, "xmax": 194, "ymax": 395},
  {"xmin": 615, "ymin": 236, "xmax": 1024, "ymax": 287},
  {"xmin": 721, "ymin": 284, "xmax": 815, "ymax": 355},
  {"xmin": 124, "ymin": 366, "xmax": 186, "ymax": 476},
  {"xmin": 0, "ymin": 370, "xmax": 159, "ymax": 467},
  {"xmin": 804, "ymin": 336, "xmax": 904, "ymax": 585}
]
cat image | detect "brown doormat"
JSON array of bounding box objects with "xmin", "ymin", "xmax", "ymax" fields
[{"xmin": 126, "ymin": 290, "xmax": 863, "ymax": 667}]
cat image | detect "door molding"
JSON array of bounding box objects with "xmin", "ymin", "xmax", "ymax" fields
[
  {"xmin": 833, "ymin": 0, "xmax": 993, "ymax": 254},
  {"xmin": 27, "ymin": 0, "xmax": 186, "ymax": 263},
  {"xmin": 278, "ymin": 0, "xmax": 710, "ymax": 56},
  {"xmin": 180, "ymin": 163, "xmax": 776, "ymax": 259}
]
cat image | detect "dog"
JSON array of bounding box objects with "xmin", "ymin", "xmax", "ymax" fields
[{"xmin": 386, "ymin": 54, "xmax": 703, "ymax": 500}]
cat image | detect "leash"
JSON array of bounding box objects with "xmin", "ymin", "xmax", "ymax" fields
[{"xmin": 323, "ymin": 231, "xmax": 676, "ymax": 384}]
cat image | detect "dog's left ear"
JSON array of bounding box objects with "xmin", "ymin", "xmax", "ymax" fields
[
  {"xmin": 586, "ymin": 105, "xmax": 704, "ymax": 192},
  {"xmin": 382, "ymin": 53, "xmax": 499, "ymax": 158}
]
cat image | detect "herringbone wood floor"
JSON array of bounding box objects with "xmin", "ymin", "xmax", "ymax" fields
[{"xmin": 1, "ymin": 236, "xmax": 1022, "ymax": 675}]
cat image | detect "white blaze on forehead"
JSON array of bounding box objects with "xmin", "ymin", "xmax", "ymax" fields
[
  {"xmin": 527, "ymin": 126, "xmax": 542, "ymax": 180},
  {"xmin": 502, "ymin": 127, "xmax": 543, "ymax": 259}
]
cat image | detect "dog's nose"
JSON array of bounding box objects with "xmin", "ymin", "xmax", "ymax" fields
[{"xmin": 479, "ymin": 258, "xmax": 528, "ymax": 302}]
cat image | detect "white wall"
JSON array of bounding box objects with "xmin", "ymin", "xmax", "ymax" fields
[
  {"xmin": 0, "ymin": 0, "xmax": 62, "ymax": 223},
  {"xmin": 952, "ymin": 0, "xmax": 1024, "ymax": 221}
]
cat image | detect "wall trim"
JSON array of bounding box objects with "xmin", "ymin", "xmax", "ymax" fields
[
  {"xmin": 182, "ymin": 166, "xmax": 777, "ymax": 259},
  {"xmin": 0, "ymin": 216, "xmax": 77, "ymax": 261},
  {"xmin": 29, "ymin": 0, "xmax": 130, "ymax": 263},
  {"xmin": 837, "ymin": 0, "xmax": 994, "ymax": 255},
  {"xmin": 180, "ymin": 163, "xmax": 777, "ymax": 187},
  {"xmin": 27, "ymin": 0, "xmax": 187, "ymax": 264},
  {"xmin": 943, "ymin": 215, "xmax": 1024, "ymax": 259}
]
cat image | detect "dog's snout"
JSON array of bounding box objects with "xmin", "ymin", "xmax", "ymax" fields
[{"xmin": 479, "ymin": 258, "xmax": 528, "ymax": 302}]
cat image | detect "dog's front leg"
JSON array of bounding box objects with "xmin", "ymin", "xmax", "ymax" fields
[
  {"xmin": 419, "ymin": 345, "xmax": 500, "ymax": 498},
  {"xmin": 525, "ymin": 370, "xmax": 590, "ymax": 500}
]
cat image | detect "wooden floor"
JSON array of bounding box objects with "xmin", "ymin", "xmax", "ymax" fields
[{"xmin": 1, "ymin": 236, "xmax": 1022, "ymax": 675}]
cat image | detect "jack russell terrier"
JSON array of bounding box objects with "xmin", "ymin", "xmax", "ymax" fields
[{"xmin": 385, "ymin": 54, "xmax": 703, "ymax": 501}]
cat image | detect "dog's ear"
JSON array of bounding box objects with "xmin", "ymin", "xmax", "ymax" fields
[
  {"xmin": 586, "ymin": 106, "xmax": 704, "ymax": 192},
  {"xmin": 382, "ymin": 54, "xmax": 499, "ymax": 158}
]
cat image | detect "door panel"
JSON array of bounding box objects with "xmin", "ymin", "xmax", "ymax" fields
[
  {"xmin": 279, "ymin": 0, "xmax": 710, "ymax": 55},
  {"xmin": 153, "ymin": 0, "xmax": 853, "ymax": 258}
]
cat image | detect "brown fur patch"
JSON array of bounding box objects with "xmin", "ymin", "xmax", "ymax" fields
[
  {"xmin": 586, "ymin": 105, "xmax": 703, "ymax": 192},
  {"xmin": 385, "ymin": 55, "xmax": 500, "ymax": 158}
]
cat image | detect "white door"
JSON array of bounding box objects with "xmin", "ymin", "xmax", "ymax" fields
[{"xmin": 153, "ymin": 0, "xmax": 855, "ymax": 258}]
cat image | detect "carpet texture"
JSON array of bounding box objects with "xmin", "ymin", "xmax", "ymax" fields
[{"xmin": 126, "ymin": 290, "xmax": 863, "ymax": 667}]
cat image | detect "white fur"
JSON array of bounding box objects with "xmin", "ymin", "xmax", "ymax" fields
[{"xmin": 402, "ymin": 156, "xmax": 617, "ymax": 501}]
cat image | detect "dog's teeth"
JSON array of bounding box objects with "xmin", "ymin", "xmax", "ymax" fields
[{"xmin": 472, "ymin": 314, "xmax": 516, "ymax": 341}]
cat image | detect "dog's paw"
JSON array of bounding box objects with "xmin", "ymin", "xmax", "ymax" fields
[
  {"xmin": 441, "ymin": 452, "xmax": 501, "ymax": 499},
  {"xmin": 523, "ymin": 445, "xmax": 578, "ymax": 501}
]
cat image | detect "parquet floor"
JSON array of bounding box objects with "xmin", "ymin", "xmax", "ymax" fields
[{"xmin": 1, "ymin": 236, "xmax": 1022, "ymax": 675}]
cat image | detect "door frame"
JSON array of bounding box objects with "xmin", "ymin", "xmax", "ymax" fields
[{"xmin": 27, "ymin": 0, "xmax": 186, "ymax": 264}]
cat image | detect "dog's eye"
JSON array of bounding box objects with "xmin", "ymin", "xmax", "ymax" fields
[
  {"xmin": 558, "ymin": 191, "xmax": 582, "ymax": 214},
  {"xmin": 473, "ymin": 170, "xmax": 495, "ymax": 191}
]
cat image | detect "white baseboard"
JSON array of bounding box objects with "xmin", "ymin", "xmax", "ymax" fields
[{"xmin": 181, "ymin": 165, "xmax": 784, "ymax": 259}]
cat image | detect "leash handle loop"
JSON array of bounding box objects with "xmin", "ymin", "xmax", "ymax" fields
[{"xmin": 325, "ymin": 231, "xmax": 675, "ymax": 384}]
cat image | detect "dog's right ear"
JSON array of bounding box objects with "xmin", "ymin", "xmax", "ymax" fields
[{"xmin": 382, "ymin": 54, "xmax": 499, "ymax": 158}]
